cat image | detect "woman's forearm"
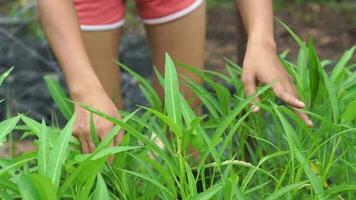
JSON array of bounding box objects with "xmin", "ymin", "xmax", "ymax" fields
[
  {"xmin": 38, "ymin": 0, "xmax": 103, "ymax": 99},
  {"xmin": 236, "ymin": 0, "xmax": 276, "ymax": 48}
]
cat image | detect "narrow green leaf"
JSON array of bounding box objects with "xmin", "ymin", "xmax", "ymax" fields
[
  {"xmin": 91, "ymin": 146, "xmax": 144, "ymax": 160},
  {"xmin": 331, "ymin": 46, "xmax": 355, "ymax": 82},
  {"xmin": 180, "ymin": 95, "xmax": 220, "ymax": 163},
  {"xmin": 191, "ymin": 183, "xmax": 223, "ymax": 200},
  {"xmin": 15, "ymin": 174, "xmax": 40, "ymax": 200},
  {"xmin": 265, "ymin": 182, "xmax": 308, "ymax": 200},
  {"xmin": 0, "ymin": 116, "xmax": 20, "ymax": 147},
  {"xmin": 80, "ymin": 104, "xmax": 178, "ymax": 174},
  {"xmin": 89, "ymin": 113, "xmax": 100, "ymax": 147},
  {"xmin": 272, "ymin": 105, "xmax": 325, "ymax": 199},
  {"xmin": 341, "ymin": 100, "xmax": 356, "ymax": 122},
  {"xmin": 0, "ymin": 153, "xmax": 36, "ymax": 177},
  {"xmin": 93, "ymin": 173, "xmax": 110, "ymax": 200},
  {"xmin": 47, "ymin": 115, "xmax": 76, "ymax": 188},
  {"xmin": 276, "ymin": 18, "xmax": 307, "ymax": 51},
  {"xmin": 185, "ymin": 161, "xmax": 197, "ymax": 196},
  {"xmin": 212, "ymin": 84, "xmax": 271, "ymax": 146},
  {"xmin": 164, "ymin": 53, "xmax": 182, "ymax": 127},
  {"xmin": 119, "ymin": 168, "xmax": 174, "ymax": 198},
  {"xmin": 308, "ymin": 38, "xmax": 321, "ymax": 108},
  {"xmin": 29, "ymin": 174, "xmax": 58, "ymax": 200},
  {"xmin": 0, "ymin": 67, "xmax": 14, "ymax": 86},
  {"xmin": 44, "ymin": 76, "xmax": 74, "ymax": 120},
  {"xmin": 115, "ymin": 60, "xmax": 162, "ymax": 110},
  {"xmin": 38, "ymin": 120, "xmax": 50, "ymax": 176},
  {"xmin": 140, "ymin": 106, "xmax": 182, "ymax": 137},
  {"xmin": 0, "ymin": 191, "xmax": 13, "ymax": 200}
]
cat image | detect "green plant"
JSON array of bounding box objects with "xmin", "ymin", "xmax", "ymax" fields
[{"xmin": 0, "ymin": 23, "xmax": 355, "ymax": 199}]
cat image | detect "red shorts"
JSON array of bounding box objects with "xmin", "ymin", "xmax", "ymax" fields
[{"xmin": 73, "ymin": 0, "xmax": 204, "ymax": 31}]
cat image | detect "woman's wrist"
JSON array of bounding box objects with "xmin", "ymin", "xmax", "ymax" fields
[
  {"xmin": 247, "ymin": 33, "xmax": 277, "ymax": 51},
  {"xmin": 68, "ymin": 77, "xmax": 105, "ymax": 102}
]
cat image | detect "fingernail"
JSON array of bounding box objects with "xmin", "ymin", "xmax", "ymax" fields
[
  {"xmin": 251, "ymin": 105, "xmax": 260, "ymax": 112},
  {"xmin": 297, "ymin": 100, "xmax": 305, "ymax": 108},
  {"xmin": 307, "ymin": 119, "xmax": 313, "ymax": 127}
]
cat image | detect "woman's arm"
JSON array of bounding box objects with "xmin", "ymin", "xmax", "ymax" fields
[
  {"xmin": 38, "ymin": 0, "xmax": 102, "ymax": 96},
  {"xmin": 236, "ymin": 0, "xmax": 313, "ymax": 127},
  {"xmin": 38, "ymin": 0, "xmax": 123, "ymax": 152}
]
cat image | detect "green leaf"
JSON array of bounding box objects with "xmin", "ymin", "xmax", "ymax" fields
[
  {"xmin": 20, "ymin": 115, "xmax": 80, "ymax": 148},
  {"xmin": 93, "ymin": 173, "xmax": 110, "ymax": 200},
  {"xmin": 47, "ymin": 115, "xmax": 76, "ymax": 188},
  {"xmin": 153, "ymin": 66, "xmax": 164, "ymax": 87},
  {"xmin": 183, "ymin": 76, "xmax": 222, "ymax": 118},
  {"xmin": 341, "ymin": 100, "xmax": 356, "ymax": 122},
  {"xmin": 44, "ymin": 75, "xmax": 74, "ymax": 120},
  {"xmin": 0, "ymin": 67, "xmax": 14, "ymax": 86},
  {"xmin": 119, "ymin": 168, "xmax": 174, "ymax": 198},
  {"xmin": 91, "ymin": 146, "xmax": 144, "ymax": 160},
  {"xmin": 185, "ymin": 161, "xmax": 197, "ymax": 196},
  {"xmin": 94, "ymin": 108, "xmax": 139, "ymax": 150},
  {"xmin": 331, "ymin": 46, "xmax": 355, "ymax": 82},
  {"xmin": 29, "ymin": 174, "xmax": 58, "ymax": 200},
  {"xmin": 89, "ymin": 113, "xmax": 100, "ymax": 147},
  {"xmin": 212, "ymin": 84, "xmax": 271, "ymax": 146},
  {"xmin": 179, "ymin": 95, "xmax": 220, "ymax": 163},
  {"xmin": 38, "ymin": 120, "xmax": 50, "ymax": 176},
  {"xmin": 15, "ymin": 174, "xmax": 40, "ymax": 200},
  {"xmin": 272, "ymin": 105, "xmax": 325, "ymax": 199},
  {"xmin": 76, "ymin": 158, "xmax": 107, "ymax": 200},
  {"xmin": 0, "ymin": 153, "xmax": 36, "ymax": 177},
  {"xmin": 59, "ymin": 157, "xmax": 107, "ymax": 197},
  {"xmin": 115, "ymin": 60, "xmax": 162, "ymax": 110},
  {"xmin": 0, "ymin": 191, "xmax": 13, "ymax": 200},
  {"xmin": 0, "ymin": 179, "xmax": 19, "ymax": 193},
  {"xmin": 325, "ymin": 185, "xmax": 356, "ymax": 198},
  {"xmin": 0, "ymin": 116, "xmax": 20, "ymax": 147},
  {"xmin": 276, "ymin": 18, "xmax": 307, "ymax": 51},
  {"xmin": 178, "ymin": 62, "xmax": 231, "ymax": 114},
  {"xmin": 80, "ymin": 104, "xmax": 178, "ymax": 174},
  {"xmin": 164, "ymin": 53, "xmax": 183, "ymax": 127},
  {"xmin": 265, "ymin": 181, "xmax": 308, "ymax": 200},
  {"xmin": 190, "ymin": 183, "xmax": 223, "ymax": 200},
  {"xmin": 140, "ymin": 106, "xmax": 182, "ymax": 137},
  {"xmin": 308, "ymin": 39, "xmax": 340, "ymax": 121},
  {"xmin": 308, "ymin": 38, "xmax": 321, "ymax": 109}
]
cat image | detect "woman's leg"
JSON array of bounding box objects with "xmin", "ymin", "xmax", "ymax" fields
[
  {"xmin": 81, "ymin": 29, "xmax": 123, "ymax": 108},
  {"xmin": 144, "ymin": 2, "xmax": 206, "ymax": 109}
]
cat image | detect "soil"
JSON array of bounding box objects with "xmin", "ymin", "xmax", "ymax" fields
[{"xmin": 205, "ymin": 3, "xmax": 356, "ymax": 71}]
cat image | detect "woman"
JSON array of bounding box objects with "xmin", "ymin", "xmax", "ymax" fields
[{"xmin": 38, "ymin": 0, "xmax": 312, "ymax": 153}]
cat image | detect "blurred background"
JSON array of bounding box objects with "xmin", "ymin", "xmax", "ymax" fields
[{"xmin": 0, "ymin": 0, "xmax": 355, "ymax": 144}]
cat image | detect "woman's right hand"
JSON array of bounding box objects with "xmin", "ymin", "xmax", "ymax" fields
[{"xmin": 72, "ymin": 89, "xmax": 124, "ymax": 153}]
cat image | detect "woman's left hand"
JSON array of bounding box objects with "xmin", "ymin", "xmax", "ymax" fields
[{"xmin": 242, "ymin": 42, "xmax": 313, "ymax": 127}]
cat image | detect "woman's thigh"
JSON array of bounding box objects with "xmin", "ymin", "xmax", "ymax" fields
[
  {"xmin": 144, "ymin": 0, "xmax": 206, "ymax": 107},
  {"xmin": 81, "ymin": 29, "xmax": 123, "ymax": 108}
]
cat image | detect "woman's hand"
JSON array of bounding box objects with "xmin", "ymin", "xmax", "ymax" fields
[
  {"xmin": 242, "ymin": 42, "xmax": 313, "ymax": 127},
  {"xmin": 72, "ymin": 89, "xmax": 124, "ymax": 153}
]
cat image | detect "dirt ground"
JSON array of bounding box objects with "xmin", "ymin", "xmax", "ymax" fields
[{"xmin": 205, "ymin": 3, "xmax": 356, "ymax": 70}]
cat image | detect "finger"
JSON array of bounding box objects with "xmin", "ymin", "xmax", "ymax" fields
[
  {"xmin": 243, "ymin": 74, "xmax": 260, "ymax": 112},
  {"xmin": 295, "ymin": 109, "xmax": 313, "ymax": 127},
  {"xmin": 79, "ymin": 137, "xmax": 90, "ymax": 154},
  {"xmin": 114, "ymin": 129, "xmax": 125, "ymax": 146},
  {"xmin": 87, "ymin": 138, "xmax": 96, "ymax": 153},
  {"xmin": 273, "ymin": 83, "xmax": 305, "ymax": 108}
]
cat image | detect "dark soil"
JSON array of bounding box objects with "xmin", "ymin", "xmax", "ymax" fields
[{"xmin": 205, "ymin": 3, "xmax": 356, "ymax": 71}]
